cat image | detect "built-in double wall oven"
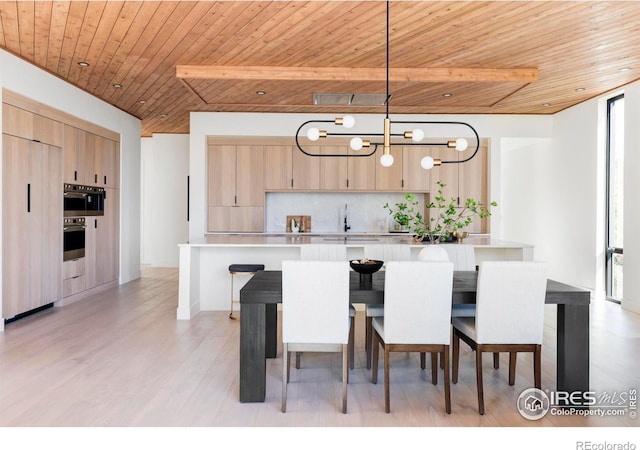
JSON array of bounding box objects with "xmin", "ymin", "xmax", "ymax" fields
[
  {"xmin": 63, "ymin": 184, "xmax": 105, "ymax": 262},
  {"xmin": 63, "ymin": 184, "xmax": 105, "ymax": 217}
]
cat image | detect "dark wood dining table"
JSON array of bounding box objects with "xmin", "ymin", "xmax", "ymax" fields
[{"xmin": 239, "ymin": 270, "xmax": 590, "ymax": 403}]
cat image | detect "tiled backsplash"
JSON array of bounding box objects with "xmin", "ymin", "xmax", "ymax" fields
[{"xmin": 265, "ymin": 192, "xmax": 424, "ymax": 233}]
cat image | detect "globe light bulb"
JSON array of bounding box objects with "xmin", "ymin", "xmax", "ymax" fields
[
  {"xmin": 350, "ymin": 137, "xmax": 363, "ymax": 151},
  {"xmin": 380, "ymin": 153, "xmax": 394, "ymax": 167},
  {"xmin": 455, "ymin": 138, "xmax": 468, "ymax": 151},
  {"xmin": 306, "ymin": 127, "xmax": 320, "ymax": 141},
  {"xmin": 342, "ymin": 115, "xmax": 355, "ymax": 128},
  {"xmin": 421, "ymin": 155, "xmax": 435, "ymax": 170},
  {"xmin": 412, "ymin": 128, "xmax": 425, "ymax": 142}
]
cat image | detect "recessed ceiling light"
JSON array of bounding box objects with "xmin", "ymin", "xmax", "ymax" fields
[
  {"xmin": 442, "ymin": 93, "xmax": 453, "ymax": 97},
  {"xmin": 139, "ymin": 99, "xmax": 147, "ymax": 104},
  {"xmin": 575, "ymin": 88, "xmax": 585, "ymax": 92},
  {"xmin": 78, "ymin": 61, "xmax": 89, "ymax": 67},
  {"xmin": 160, "ymin": 114, "xmax": 168, "ymax": 119},
  {"xmin": 542, "ymin": 103, "xmax": 551, "ymax": 107},
  {"xmin": 112, "ymin": 83, "xmax": 122, "ymax": 88},
  {"xmin": 256, "ymin": 91, "xmax": 266, "ymax": 95},
  {"xmin": 619, "ymin": 67, "xmax": 631, "ymax": 72}
]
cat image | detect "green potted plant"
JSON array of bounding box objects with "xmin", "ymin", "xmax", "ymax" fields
[
  {"xmin": 383, "ymin": 181, "xmax": 496, "ymax": 244},
  {"xmin": 383, "ymin": 195, "xmax": 414, "ymax": 232}
]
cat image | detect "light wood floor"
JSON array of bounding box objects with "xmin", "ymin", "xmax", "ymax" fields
[{"xmin": 1, "ymin": 266, "xmax": 638, "ymax": 429}]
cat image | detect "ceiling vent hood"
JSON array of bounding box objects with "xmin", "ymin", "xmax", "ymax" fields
[{"xmin": 313, "ymin": 93, "xmax": 391, "ymax": 106}]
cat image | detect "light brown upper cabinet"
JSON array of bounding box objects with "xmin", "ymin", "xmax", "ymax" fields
[
  {"xmin": 319, "ymin": 146, "xmax": 376, "ymax": 191},
  {"xmin": 207, "ymin": 144, "xmax": 264, "ymax": 206},
  {"xmin": 64, "ymin": 126, "xmax": 119, "ymax": 187},
  {"xmin": 292, "ymin": 145, "xmax": 320, "ymax": 190},
  {"xmin": 319, "ymin": 146, "xmax": 348, "ymax": 190},
  {"xmin": 348, "ymin": 148, "xmax": 377, "ymax": 190},
  {"xmin": 428, "ymin": 145, "xmax": 488, "ymax": 233},
  {"xmin": 375, "ymin": 146, "xmax": 404, "ymax": 191},
  {"xmin": 264, "ymin": 145, "xmax": 293, "ymax": 190},
  {"xmin": 2, "ymin": 103, "xmax": 63, "ymax": 147},
  {"xmin": 207, "ymin": 143, "xmax": 264, "ymax": 232},
  {"xmin": 402, "ymin": 146, "xmax": 432, "ymax": 192},
  {"xmin": 63, "ymin": 125, "xmax": 86, "ymax": 184},
  {"xmin": 2, "ymin": 134, "xmax": 63, "ymax": 318}
]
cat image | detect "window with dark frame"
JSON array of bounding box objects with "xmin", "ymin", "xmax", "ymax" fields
[{"xmin": 606, "ymin": 94, "xmax": 624, "ymax": 303}]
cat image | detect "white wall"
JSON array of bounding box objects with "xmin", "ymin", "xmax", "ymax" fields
[
  {"xmin": 265, "ymin": 192, "xmax": 418, "ymax": 233},
  {"xmin": 0, "ymin": 49, "xmax": 142, "ymax": 285},
  {"xmin": 141, "ymin": 134, "xmax": 189, "ymax": 267},
  {"xmin": 499, "ymin": 101, "xmax": 600, "ymax": 291}
]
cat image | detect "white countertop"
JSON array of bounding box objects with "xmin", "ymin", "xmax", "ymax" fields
[{"xmin": 181, "ymin": 234, "xmax": 533, "ymax": 248}]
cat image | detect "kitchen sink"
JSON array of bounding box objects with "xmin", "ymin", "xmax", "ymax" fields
[{"xmin": 323, "ymin": 237, "xmax": 379, "ymax": 242}]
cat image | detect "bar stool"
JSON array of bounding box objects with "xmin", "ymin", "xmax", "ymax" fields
[{"xmin": 229, "ymin": 264, "xmax": 265, "ymax": 319}]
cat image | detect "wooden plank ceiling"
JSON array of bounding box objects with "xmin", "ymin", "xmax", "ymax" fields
[{"xmin": 1, "ymin": 1, "xmax": 639, "ymax": 137}]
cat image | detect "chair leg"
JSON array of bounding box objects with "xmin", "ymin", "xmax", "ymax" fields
[
  {"xmin": 349, "ymin": 317, "xmax": 355, "ymax": 370},
  {"xmin": 229, "ymin": 274, "xmax": 234, "ymax": 319},
  {"xmin": 282, "ymin": 343, "xmax": 288, "ymax": 413},
  {"xmin": 452, "ymin": 330, "xmax": 460, "ymax": 384},
  {"xmin": 295, "ymin": 352, "xmax": 301, "ymax": 369},
  {"xmin": 384, "ymin": 345, "xmax": 391, "ymax": 413},
  {"xmin": 431, "ymin": 352, "xmax": 438, "ymax": 385},
  {"xmin": 475, "ymin": 346, "xmax": 485, "ymax": 415},
  {"xmin": 508, "ymin": 352, "xmax": 517, "ymax": 385},
  {"xmin": 371, "ymin": 332, "xmax": 380, "ymax": 384},
  {"xmin": 493, "ymin": 352, "xmax": 499, "ymax": 369},
  {"xmin": 420, "ymin": 352, "xmax": 426, "ymax": 370},
  {"xmin": 365, "ymin": 316, "xmax": 373, "ymax": 370},
  {"xmin": 286, "ymin": 350, "xmax": 291, "ymax": 383},
  {"xmin": 342, "ymin": 344, "xmax": 348, "ymax": 414},
  {"xmin": 443, "ymin": 345, "xmax": 451, "ymax": 414},
  {"xmin": 440, "ymin": 350, "xmax": 444, "ymax": 370},
  {"xmin": 534, "ymin": 345, "xmax": 542, "ymax": 389}
]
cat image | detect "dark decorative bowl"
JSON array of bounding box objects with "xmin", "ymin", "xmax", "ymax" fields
[{"xmin": 350, "ymin": 259, "xmax": 384, "ymax": 275}]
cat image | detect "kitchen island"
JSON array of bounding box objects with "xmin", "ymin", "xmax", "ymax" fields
[{"xmin": 177, "ymin": 234, "xmax": 534, "ymax": 319}]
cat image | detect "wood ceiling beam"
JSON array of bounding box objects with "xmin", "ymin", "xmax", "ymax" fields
[{"xmin": 176, "ymin": 65, "xmax": 538, "ymax": 83}]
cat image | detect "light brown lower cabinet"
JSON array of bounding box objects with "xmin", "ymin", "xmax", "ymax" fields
[
  {"xmin": 207, "ymin": 206, "xmax": 264, "ymax": 232},
  {"xmin": 85, "ymin": 188, "xmax": 119, "ymax": 290},
  {"xmin": 63, "ymin": 258, "xmax": 86, "ymax": 297},
  {"xmin": 2, "ymin": 134, "xmax": 63, "ymax": 318}
]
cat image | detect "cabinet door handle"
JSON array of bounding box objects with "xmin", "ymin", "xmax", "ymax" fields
[
  {"xmin": 94, "ymin": 174, "xmax": 98, "ymax": 183},
  {"xmin": 104, "ymin": 175, "xmax": 107, "ymax": 185},
  {"xmin": 95, "ymin": 219, "xmax": 98, "ymax": 229},
  {"xmin": 74, "ymin": 170, "xmax": 78, "ymax": 181},
  {"xmin": 27, "ymin": 184, "xmax": 31, "ymax": 212},
  {"xmin": 187, "ymin": 175, "xmax": 190, "ymax": 222}
]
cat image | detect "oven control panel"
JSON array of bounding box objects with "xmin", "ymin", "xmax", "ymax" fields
[{"xmin": 64, "ymin": 217, "xmax": 86, "ymax": 226}]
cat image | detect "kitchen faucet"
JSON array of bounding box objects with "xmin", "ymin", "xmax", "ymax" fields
[{"xmin": 344, "ymin": 203, "xmax": 351, "ymax": 232}]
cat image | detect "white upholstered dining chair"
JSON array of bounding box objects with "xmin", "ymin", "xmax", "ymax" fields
[
  {"xmin": 371, "ymin": 260, "xmax": 454, "ymax": 413},
  {"xmin": 363, "ymin": 244, "xmax": 411, "ymax": 369},
  {"xmin": 281, "ymin": 260, "xmax": 351, "ymax": 413},
  {"xmin": 298, "ymin": 244, "xmax": 355, "ymax": 369},
  {"xmin": 452, "ymin": 261, "xmax": 549, "ymax": 415}
]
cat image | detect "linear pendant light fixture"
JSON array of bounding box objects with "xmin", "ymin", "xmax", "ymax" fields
[{"xmin": 294, "ymin": 0, "xmax": 480, "ymax": 170}]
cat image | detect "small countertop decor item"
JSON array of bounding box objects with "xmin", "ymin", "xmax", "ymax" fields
[{"xmin": 286, "ymin": 215, "xmax": 311, "ymax": 233}]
